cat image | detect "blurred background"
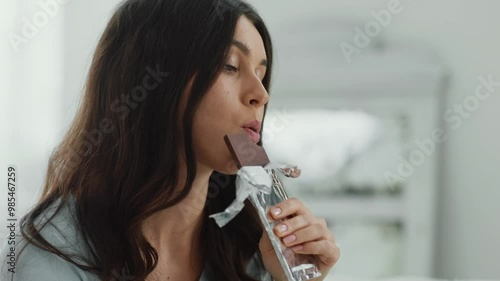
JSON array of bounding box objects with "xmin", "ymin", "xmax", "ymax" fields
[{"xmin": 1, "ymin": 0, "xmax": 499, "ymax": 280}]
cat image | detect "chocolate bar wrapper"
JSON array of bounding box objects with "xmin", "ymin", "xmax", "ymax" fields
[{"xmin": 248, "ymin": 167, "xmax": 322, "ymax": 281}]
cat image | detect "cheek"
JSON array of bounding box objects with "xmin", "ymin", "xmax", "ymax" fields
[
  {"xmin": 192, "ymin": 120, "xmax": 238, "ymax": 174},
  {"xmin": 192, "ymin": 88, "xmax": 240, "ymax": 174}
]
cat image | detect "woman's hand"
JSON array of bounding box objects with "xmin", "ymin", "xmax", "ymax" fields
[{"xmin": 259, "ymin": 197, "xmax": 340, "ymax": 281}]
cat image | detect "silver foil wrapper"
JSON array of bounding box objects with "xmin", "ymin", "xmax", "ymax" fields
[{"xmin": 250, "ymin": 166, "xmax": 322, "ymax": 281}]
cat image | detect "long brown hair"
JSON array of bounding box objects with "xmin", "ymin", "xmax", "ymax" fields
[{"xmin": 19, "ymin": 0, "xmax": 274, "ymax": 280}]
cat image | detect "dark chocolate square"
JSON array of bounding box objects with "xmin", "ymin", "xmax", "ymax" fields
[{"xmin": 224, "ymin": 133, "xmax": 270, "ymax": 168}]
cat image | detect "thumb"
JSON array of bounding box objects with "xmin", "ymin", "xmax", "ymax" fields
[{"xmin": 259, "ymin": 229, "xmax": 275, "ymax": 255}]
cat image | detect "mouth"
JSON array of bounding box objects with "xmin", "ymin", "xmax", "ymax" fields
[{"xmin": 242, "ymin": 120, "xmax": 261, "ymax": 143}]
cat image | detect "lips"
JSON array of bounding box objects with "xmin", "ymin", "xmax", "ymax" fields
[{"xmin": 242, "ymin": 120, "xmax": 261, "ymax": 143}]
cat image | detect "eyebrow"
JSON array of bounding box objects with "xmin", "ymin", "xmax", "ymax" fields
[{"xmin": 231, "ymin": 39, "xmax": 268, "ymax": 68}]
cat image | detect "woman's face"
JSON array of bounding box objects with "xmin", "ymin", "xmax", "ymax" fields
[{"xmin": 192, "ymin": 15, "xmax": 269, "ymax": 175}]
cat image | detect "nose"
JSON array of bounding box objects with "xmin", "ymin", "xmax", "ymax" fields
[{"xmin": 244, "ymin": 77, "xmax": 269, "ymax": 108}]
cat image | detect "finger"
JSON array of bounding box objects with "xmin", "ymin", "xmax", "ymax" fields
[
  {"xmin": 273, "ymin": 214, "xmax": 316, "ymax": 238},
  {"xmin": 269, "ymin": 197, "xmax": 311, "ymax": 220},
  {"xmin": 292, "ymin": 240, "xmax": 340, "ymax": 267},
  {"xmin": 281, "ymin": 223, "xmax": 328, "ymax": 247},
  {"xmin": 258, "ymin": 231, "xmax": 275, "ymax": 256},
  {"xmin": 280, "ymin": 216, "xmax": 336, "ymax": 243},
  {"xmin": 316, "ymin": 218, "xmax": 335, "ymax": 241}
]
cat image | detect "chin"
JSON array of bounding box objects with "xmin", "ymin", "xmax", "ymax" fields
[{"xmin": 213, "ymin": 158, "xmax": 239, "ymax": 175}]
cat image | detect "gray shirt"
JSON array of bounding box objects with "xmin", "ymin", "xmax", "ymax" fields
[{"xmin": 0, "ymin": 197, "xmax": 272, "ymax": 281}]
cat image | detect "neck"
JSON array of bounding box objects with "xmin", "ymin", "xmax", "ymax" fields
[{"xmin": 141, "ymin": 162, "xmax": 213, "ymax": 268}]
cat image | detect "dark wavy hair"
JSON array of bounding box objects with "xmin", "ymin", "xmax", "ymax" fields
[{"xmin": 18, "ymin": 0, "xmax": 274, "ymax": 280}]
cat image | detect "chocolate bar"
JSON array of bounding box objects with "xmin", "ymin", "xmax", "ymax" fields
[
  {"xmin": 223, "ymin": 133, "xmax": 270, "ymax": 168},
  {"xmin": 220, "ymin": 134, "xmax": 322, "ymax": 280}
]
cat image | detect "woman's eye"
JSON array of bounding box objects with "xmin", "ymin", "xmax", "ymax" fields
[{"xmin": 224, "ymin": 64, "xmax": 238, "ymax": 73}]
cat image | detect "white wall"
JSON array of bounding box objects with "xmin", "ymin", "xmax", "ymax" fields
[{"xmin": 60, "ymin": 0, "xmax": 119, "ymax": 130}]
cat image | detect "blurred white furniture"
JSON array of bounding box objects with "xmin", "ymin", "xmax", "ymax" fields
[{"xmin": 263, "ymin": 17, "xmax": 448, "ymax": 278}]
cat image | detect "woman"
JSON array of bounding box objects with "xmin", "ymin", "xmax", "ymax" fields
[{"xmin": 0, "ymin": 0, "xmax": 340, "ymax": 280}]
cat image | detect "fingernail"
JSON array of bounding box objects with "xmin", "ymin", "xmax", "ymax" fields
[
  {"xmin": 292, "ymin": 245, "xmax": 303, "ymax": 251},
  {"xmin": 283, "ymin": 235, "xmax": 296, "ymax": 244},
  {"xmin": 272, "ymin": 207, "xmax": 281, "ymax": 216},
  {"xmin": 276, "ymin": 224, "xmax": 287, "ymax": 233}
]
